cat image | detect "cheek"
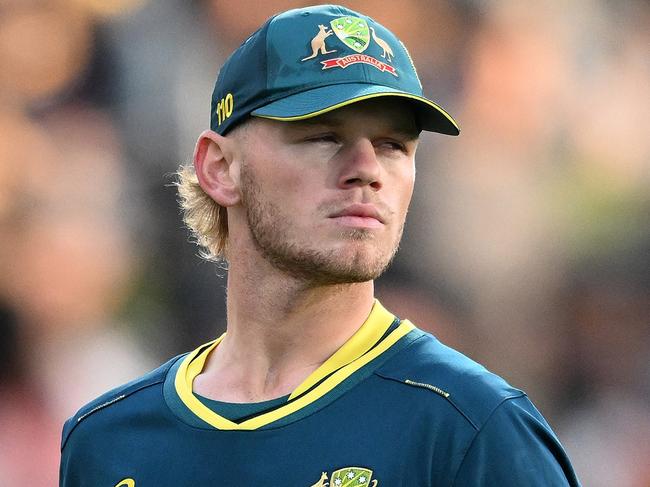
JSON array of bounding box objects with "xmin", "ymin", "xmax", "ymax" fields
[
  {"xmin": 394, "ymin": 165, "xmax": 416, "ymax": 213},
  {"xmin": 243, "ymin": 156, "xmax": 299, "ymax": 203},
  {"xmin": 264, "ymin": 173, "xmax": 313, "ymax": 210},
  {"xmin": 260, "ymin": 164, "xmax": 324, "ymax": 208}
]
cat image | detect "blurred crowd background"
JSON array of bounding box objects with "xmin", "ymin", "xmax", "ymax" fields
[{"xmin": 1, "ymin": 0, "xmax": 648, "ymax": 484}]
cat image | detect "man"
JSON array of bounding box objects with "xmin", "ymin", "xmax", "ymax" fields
[{"xmin": 60, "ymin": 5, "xmax": 580, "ymax": 486}]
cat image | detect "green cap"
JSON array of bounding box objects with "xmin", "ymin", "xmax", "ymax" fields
[{"xmin": 210, "ymin": 4, "xmax": 460, "ymax": 136}]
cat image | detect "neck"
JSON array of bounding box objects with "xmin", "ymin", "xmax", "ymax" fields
[{"xmin": 192, "ymin": 248, "xmax": 375, "ymax": 403}]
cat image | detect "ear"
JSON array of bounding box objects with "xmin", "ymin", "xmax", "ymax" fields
[{"xmin": 193, "ymin": 129, "xmax": 241, "ymax": 207}]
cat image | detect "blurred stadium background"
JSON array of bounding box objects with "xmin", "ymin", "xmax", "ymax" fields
[{"xmin": 1, "ymin": 0, "xmax": 648, "ymax": 484}]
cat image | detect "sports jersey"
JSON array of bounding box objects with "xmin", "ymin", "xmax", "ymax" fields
[{"xmin": 60, "ymin": 301, "xmax": 580, "ymax": 486}]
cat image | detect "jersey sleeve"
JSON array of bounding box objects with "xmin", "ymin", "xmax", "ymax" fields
[
  {"xmin": 60, "ymin": 415, "xmax": 83, "ymax": 487},
  {"xmin": 451, "ymin": 395, "xmax": 581, "ymax": 486}
]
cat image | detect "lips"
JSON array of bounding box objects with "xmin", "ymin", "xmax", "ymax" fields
[{"xmin": 329, "ymin": 203, "xmax": 385, "ymax": 227}]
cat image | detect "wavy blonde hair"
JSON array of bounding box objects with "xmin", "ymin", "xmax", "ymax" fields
[
  {"xmin": 175, "ymin": 121, "xmax": 255, "ymax": 260},
  {"xmin": 175, "ymin": 164, "xmax": 228, "ymax": 261}
]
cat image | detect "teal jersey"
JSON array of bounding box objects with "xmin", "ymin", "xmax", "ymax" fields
[{"xmin": 60, "ymin": 301, "xmax": 580, "ymax": 486}]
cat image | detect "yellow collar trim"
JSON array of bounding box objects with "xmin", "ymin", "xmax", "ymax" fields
[
  {"xmin": 173, "ymin": 300, "xmax": 413, "ymax": 430},
  {"xmin": 289, "ymin": 299, "xmax": 395, "ymax": 399}
]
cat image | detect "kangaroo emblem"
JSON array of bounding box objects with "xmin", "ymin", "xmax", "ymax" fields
[
  {"xmin": 310, "ymin": 472, "xmax": 329, "ymax": 487},
  {"xmin": 369, "ymin": 27, "xmax": 394, "ymax": 62},
  {"xmin": 302, "ymin": 25, "xmax": 337, "ymax": 61}
]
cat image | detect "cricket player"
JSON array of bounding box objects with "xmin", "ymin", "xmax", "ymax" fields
[{"xmin": 60, "ymin": 5, "xmax": 580, "ymax": 486}]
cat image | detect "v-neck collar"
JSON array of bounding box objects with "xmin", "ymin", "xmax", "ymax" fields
[{"xmin": 165, "ymin": 300, "xmax": 416, "ymax": 430}]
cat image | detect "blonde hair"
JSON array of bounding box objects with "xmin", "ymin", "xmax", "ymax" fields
[
  {"xmin": 175, "ymin": 120, "xmax": 253, "ymax": 260},
  {"xmin": 175, "ymin": 164, "xmax": 228, "ymax": 261}
]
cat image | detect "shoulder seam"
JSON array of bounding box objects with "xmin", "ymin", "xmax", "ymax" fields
[
  {"xmin": 375, "ymin": 371, "xmax": 487, "ymax": 429},
  {"xmin": 403, "ymin": 379, "xmax": 451, "ymax": 398},
  {"xmin": 450, "ymin": 393, "xmax": 527, "ymax": 486},
  {"xmin": 62, "ymin": 378, "xmax": 165, "ymax": 451},
  {"xmin": 76, "ymin": 393, "xmax": 128, "ymax": 423},
  {"xmin": 61, "ymin": 356, "xmax": 184, "ymax": 451}
]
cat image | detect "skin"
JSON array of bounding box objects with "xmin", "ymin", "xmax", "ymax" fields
[{"xmin": 192, "ymin": 97, "xmax": 419, "ymax": 402}]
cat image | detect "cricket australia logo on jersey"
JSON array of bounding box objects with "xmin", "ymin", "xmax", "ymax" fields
[
  {"xmin": 301, "ymin": 16, "xmax": 397, "ymax": 77},
  {"xmin": 310, "ymin": 467, "xmax": 378, "ymax": 486}
]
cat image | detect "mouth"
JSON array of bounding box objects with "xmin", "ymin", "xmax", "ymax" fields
[{"xmin": 328, "ymin": 203, "xmax": 385, "ymax": 229}]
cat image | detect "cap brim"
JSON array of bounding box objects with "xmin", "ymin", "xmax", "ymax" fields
[{"xmin": 251, "ymin": 84, "xmax": 460, "ymax": 136}]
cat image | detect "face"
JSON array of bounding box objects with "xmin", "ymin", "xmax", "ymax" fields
[{"xmin": 235, "ymin": 97, "xmax": 419, "ymax": 284}]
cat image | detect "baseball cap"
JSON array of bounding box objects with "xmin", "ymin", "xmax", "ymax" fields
[{"xmin": 210, "ymin": 4, "xmax": 459, "ymax": 136}]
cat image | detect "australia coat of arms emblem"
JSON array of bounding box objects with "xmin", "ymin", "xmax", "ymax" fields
[
  {"xmin": 301, "ymin": 16, "xmax": 397, "ymax": 76},
  {"xmin": 310, "ymin": 466, "xmax": 378, "ymax": 487}
]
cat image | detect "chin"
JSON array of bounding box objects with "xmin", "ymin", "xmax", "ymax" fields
[
  {"xmin": 264, "ymin": 240, "xmax": 393, "ymax": 285},
  {"xmin": 316, "ymin": 245, "xmax": 395, "ymax": 284}
]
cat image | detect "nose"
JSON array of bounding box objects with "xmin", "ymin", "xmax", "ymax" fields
[{"xmin": 337, "ymin": 138, "xmax": 382, "ymax": 191}]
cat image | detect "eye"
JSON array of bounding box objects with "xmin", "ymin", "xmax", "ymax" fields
[
  {"xmin": 307, "ymin": 134, "xmax": 338, "ymax": 143},
  {"xmin": 376, "ymin": 139, "xmax": 407, "ymax": 153}
]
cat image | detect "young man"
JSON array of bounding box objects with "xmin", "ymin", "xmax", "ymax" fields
[{"xmin": 60, "ymin": 5, "xmax": 580, "ymax": 486}]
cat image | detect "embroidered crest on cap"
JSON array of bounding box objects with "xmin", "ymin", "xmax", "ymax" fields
[
  {"xmin": 330, "ymin": 16, "xmax": 370, "ymax": 53},
  {"xmin": 301, "ymin": 16, "xmax": 398, "ymax": 77}
]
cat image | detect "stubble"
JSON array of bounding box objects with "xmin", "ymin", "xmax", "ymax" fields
[{"xmin": 239, "ymin": 163, "xmax": 403, "ymax": 285}]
